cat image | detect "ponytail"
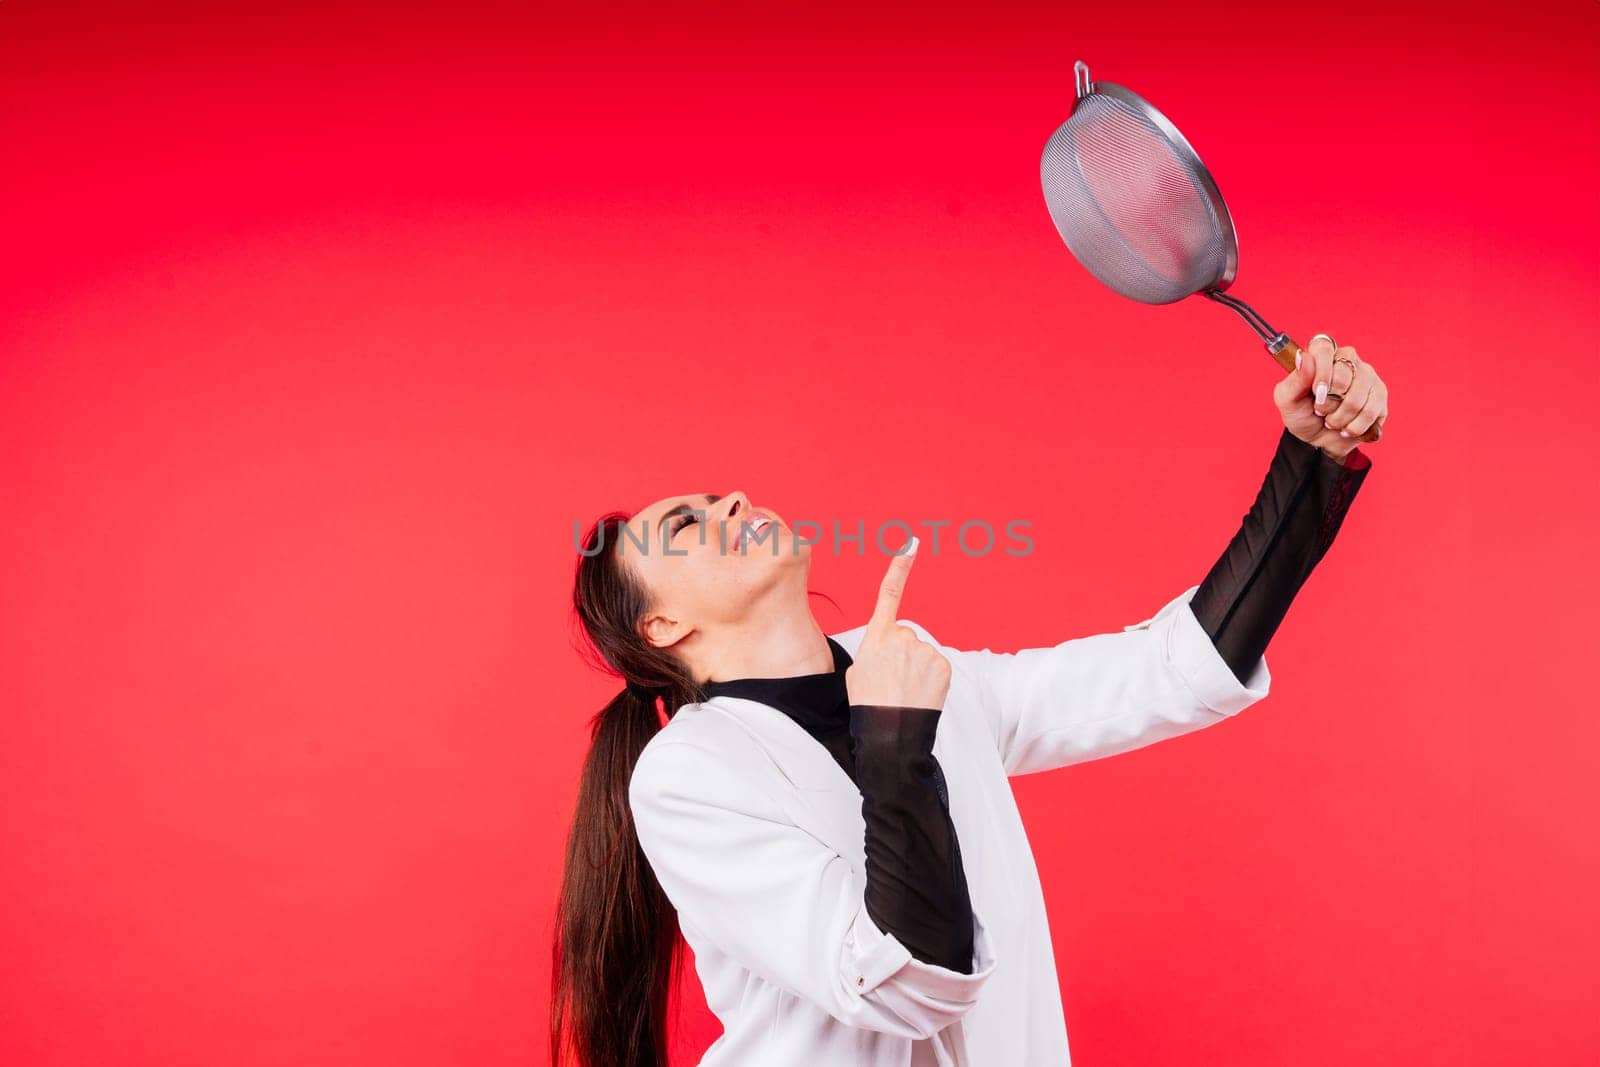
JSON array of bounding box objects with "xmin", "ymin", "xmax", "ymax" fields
[
  {"xmin": 550, "ymin": 685, "xmax": 682, "ymax": 1067},
  {"xmin": 560, "ymin": 510, "xmax": 705, "ymax": 1064}
]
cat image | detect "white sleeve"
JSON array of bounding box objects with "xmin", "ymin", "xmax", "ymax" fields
[
  {"xmin": 628, "ymin": 738, "xmax": 999, "ymax": 1041},
  {"xmin": 900, "ymin": 584, "xmax": 1271, "ymax": 777}
]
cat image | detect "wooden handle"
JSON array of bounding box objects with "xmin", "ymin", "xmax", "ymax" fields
[{"xmin": 1270, "ymin": 336, "xmax": 1382, "ymax": 444}]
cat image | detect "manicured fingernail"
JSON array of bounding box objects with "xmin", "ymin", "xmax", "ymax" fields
[
  {"xmin": 1295, "ymin": 350, "xmax": 1302, "ymax": 370},
  {"xmin": 1315, "ymin": 382, "xmax": 1328, "ymax": 405},
  {"xmin": 907, "ymin": 535, "xmax": 919, "ymax": 555},
  {"xmin": 1340, "ymin": 430, "xmax": 1351, "ymax": 438}
]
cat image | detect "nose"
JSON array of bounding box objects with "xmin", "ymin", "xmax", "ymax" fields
[{"xmin": 721, "ymin": 491, "xmax": 749, "ymax": 522}]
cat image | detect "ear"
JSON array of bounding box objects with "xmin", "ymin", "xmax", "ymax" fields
[{"xmin": 640, "ymin": 610, "xmax": 691, "ymax": 650}]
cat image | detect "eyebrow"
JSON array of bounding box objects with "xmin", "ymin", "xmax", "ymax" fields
[{"xmin": 661, "ymin": 493, "xmax": 721, "ymax": 525}]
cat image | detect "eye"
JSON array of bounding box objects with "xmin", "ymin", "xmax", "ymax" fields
[{"xmin": 671, "ymin": 513, "xmax": 699, "ymax": 536}]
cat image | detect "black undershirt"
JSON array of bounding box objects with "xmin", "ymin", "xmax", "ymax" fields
[
  {"xmin": 701, "ymin": 428, "xmax": 1371, "ymax": 976},
  {"xmin": 700, "ymin": 638, "xmax": 976, "ymax": 973}
]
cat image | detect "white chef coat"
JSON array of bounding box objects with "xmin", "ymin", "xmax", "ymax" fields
[{"xmin": 628, "ymin": 582, "xmax": 1272, "ymax": 1066}]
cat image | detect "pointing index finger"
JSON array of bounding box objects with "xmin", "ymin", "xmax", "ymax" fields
[{"xmin": 868, "ymin": 535, "xmax": 919, "ymax": 632}]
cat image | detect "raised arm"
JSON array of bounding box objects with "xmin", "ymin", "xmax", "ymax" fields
[
  {"xmin": 1192, "ymin": 332, "xmax": 1382, "ymax": 680},
  {"xmin": 844, "ymin": 536, "xmax": 975, "ymax": 976},
  {"xmin": 1190, "ymin": 426, "xmax": 1371, "ymax": 684},
  {"xmin": 902, "ymin": 583, "xmax": 1267, "ymax": 777},
  {"xmin": 903, "ymin": 420, "xmax": 1372, "ymax": 777}
]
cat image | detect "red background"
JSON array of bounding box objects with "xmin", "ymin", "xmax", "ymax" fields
[{"xmin": 3, "ymin": 2, "xmax": 1597, "ymax": 1064}]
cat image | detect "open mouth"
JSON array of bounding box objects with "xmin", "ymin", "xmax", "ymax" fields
[{"xmin": 735, "ymin": 515, "xmax": 773, "ymax": 552}]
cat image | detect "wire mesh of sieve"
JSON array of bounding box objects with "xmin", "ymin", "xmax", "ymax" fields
[{"xmin": 1041, "ymin": 73, "xmax": 1238, "ymax": 306}]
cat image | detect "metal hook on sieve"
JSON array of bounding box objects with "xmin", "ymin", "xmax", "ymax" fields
[{"xmin": 1074, "ymin": 60, "xmax": 1093, "ymax": 101}]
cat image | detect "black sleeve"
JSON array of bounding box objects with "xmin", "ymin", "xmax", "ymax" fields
[
  {"xmin": 1188, "ymin": 427, "xmax": 1373, "ymax": 685},
  {"xmin": 847, "ymin": 704, "xmax": 976, "ymax": 975}
]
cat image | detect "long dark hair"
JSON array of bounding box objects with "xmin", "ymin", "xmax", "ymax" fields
[{"xmin": 551, "ymin": 512, "xmax": 705, "ymax": 1066}]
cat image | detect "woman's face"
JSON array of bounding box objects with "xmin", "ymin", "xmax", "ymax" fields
[{"xmin": 621, "ymin": 490, "xmax": 808, "ymax": 649}]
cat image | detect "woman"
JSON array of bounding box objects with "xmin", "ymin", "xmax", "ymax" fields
[{"xmin": 551, "ymin": 336, "xmax": 1387, "ymax": 1066}]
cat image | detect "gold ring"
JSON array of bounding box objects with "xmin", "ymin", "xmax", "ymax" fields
[
  {"xmin": 1309, "ymin": 332, "xmax": 1338, "ymax": 353},
  {"xmin": 1328, "ymin": 354, "xmax": 1359, "ymax": 404}
]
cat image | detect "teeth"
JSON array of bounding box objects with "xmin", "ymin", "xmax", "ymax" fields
[{"xmin": 739, "ymin": 516, "xmax": 771, "ymax": 549}]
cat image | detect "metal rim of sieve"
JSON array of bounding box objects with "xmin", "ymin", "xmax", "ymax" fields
[{"xmin": 1056, "ymin": 59, "xmax": 1241, "ymax": 297}]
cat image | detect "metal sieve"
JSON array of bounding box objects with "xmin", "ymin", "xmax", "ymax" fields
[{"xmin": 1041, "ymin": 60, "xmax": 1378, "ymax": 442}]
